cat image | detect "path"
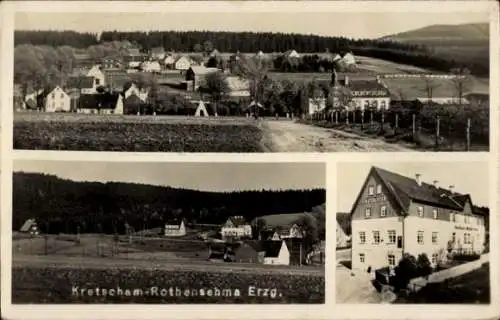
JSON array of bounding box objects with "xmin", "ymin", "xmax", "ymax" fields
[
  {"xmin": 336, "ymin": 263, "xmax": 383, "ymax": 304},
  {"xmin": 261, "ymin": 120, "xmax": 411, "ymax": 152}
]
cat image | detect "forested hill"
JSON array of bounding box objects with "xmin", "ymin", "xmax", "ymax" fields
[
  {"xmin": 15, "ymin": 30, "xmax": 423, "ymax": 52},
  {"xmin": 380, "ymin": 23, "xmax": 489, "ymax": 43},
  {"xmin": 13, "ymin": 172, "xmax": 326, "ymax": 234}
]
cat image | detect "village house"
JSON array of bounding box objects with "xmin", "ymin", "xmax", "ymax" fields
[
  {"xmin": 308, "ymin": 98, "xmax": 326, "ymax": 115},
  {"xmin": 101, "ymin": 57, "xmax": 123, "ymax": 70},
  {"xmin": 209, "ymin": 49, "xmax": 221, "ymax": 58},
  {"xmin": 283, "ymin": 49, "xmax": 300, "ymax": 59},
  {"xmin": 351, "ymin": 166, "xmax": 487, "ymax": 273},
  {"xmin": 174, "ymin": 56, "xmax": 192, "ymax": 72},
  {"xmin": 20, "ymin": 218, "xmax": 39, "ymax": 235},
  {"xmin": 263, "ymin": 240, "xmax": 290, "ymax": 265},
  {"xmin": 123, "ymin": 82, "xmax": 149, "ymax": 102},
  {"xmin": 163, "ymin": 55, "xmax": 176, "ymax": 69},
  {"xmin": 221, "ymin": 216, "xmax": 252, "ymax": 239},
  {"xmin": 276, "ymin": 224, "xmax": 304, "ymax": 239},
  {"xmin": 185, "ymin": 66, "xmax": 219, "ymax": 91},
  {"xmin": 67, "ymin": 76, "xmax": 97, "ymax": 95},
  {"xmin": 140, "ymin": 60, "xmax": 162, "ymax": 73},
  {"xmin": 36, "ymin": 86, "xmax": 71, "ymax": 112},
  {"xmin": 226, "ymin": 76, "xmax": 251, "ymax": 98},
  {"xmin": 231, "ymin": 241, "xmax": 265, "ymax": 263},
  {"xmin": 77, "ymin": 92, "xmax": 124, "ymax": 115},
  {"xmin": 341, "ymin": 52, "xmax": 357, "ymax": 66},
  {"xmin": 331, "ymin": 71, "xmax": 391, "ymax": 110},
  {"xmin": 164, "ymin": 219, "xmax": 187, "ymax": 237},
  {"xmin": 150, "ymin": 47, "xmax": 166, "ymax": 60}
]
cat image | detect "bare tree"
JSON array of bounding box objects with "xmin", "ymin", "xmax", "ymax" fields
[{"xmin": 450, "ymin": 67, "xmax": 471, "ymax": 106}]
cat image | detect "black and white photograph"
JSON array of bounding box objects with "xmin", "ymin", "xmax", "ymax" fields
[
  {"xmin": 335, "ymin": 162, "xmax": 490, "ymax": 304},
  {"xmin": 11, "ymin": 161, "xmax": 326, "ymax": 304},
  {"xmin": 12, "ymin": 10, "xmax": 489, "ymax": 152}
]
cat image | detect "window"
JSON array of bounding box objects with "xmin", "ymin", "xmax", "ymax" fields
[
  {"xmin": 373, "ymin": 231, "xmax": 380, "ymax": 244},
  {"xmin": 380, "ymin": 206, "xmax": 387, "ymax": 217},
  {"xmin": 52, "ymin": 93, "xmax": 55, "ymax": 99},
  {"xmin": 452, "ymin": 232, "xmax": 456, "ymax": 242},
  {"xmin": 417, "ymin": 206, "xmax": 424, "ymax": 217},
  {"xmin": 433, "ymin": 209, "xmax": 438, "ymax": 219},
  {"xmin": 365, "ymin": 207, "xmax": 372, "ymax": 218},
  {"xmin": 96, "ymin": 79, "xmax": 100, "ymax": 85},
  {"xmin": 450, "ymin": 212, "xmax": 455, "ymax": 222},
  {"xmin": 431, "ymin": 253, "xmax": 438, "ymax": 264},
  {"xmin": 432, "ymin": 232, "xmax": 438, "ymax": 244},
  {"xmin": 388, "ymin": 230, "xmax": 396, "ymax": 244},
  {"xmin": 359, "ymin": 253, "xmax": 365, "ymax": 263},
  {"xmin": 359, "ymin": 232, "xmax": 366, "ymax": 244},
  {"xmin": 368, "ymin": 185, "xmax": 375, "ymax": 196},
  {"xmin": 381, "ymin": 100, "xmax": 387, "ymax": 109},
  {"xmin": 388, "ymin": 255, "xmax": 396, "ymax": 266},
  {"xmin": 376, "ymin": 184, "xmax": 382, "ymax": 194},
  {"xmin": 417, "ymin": 231, "xmax": 424, "ymax": 244}
]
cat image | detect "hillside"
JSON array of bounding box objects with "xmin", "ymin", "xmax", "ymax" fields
[
  {"xmin": 12, "ymin": 172, "xmax": 326, "ymax": 234},
  {"xmin": 380, "ymin": 23, "xmax": 489, "ymax": 44}
]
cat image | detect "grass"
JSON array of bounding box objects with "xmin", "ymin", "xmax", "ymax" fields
[{"xmin": 394, "ymin": 263, "xmax": 490, "ymax": 304}]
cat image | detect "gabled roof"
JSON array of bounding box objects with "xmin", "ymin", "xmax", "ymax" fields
[
  {"xmin": 20, "ymin": 218, "xmax": 36, "ymax": 232},
  {"xmin": 67, "ymin": 76, "xmax": 95, "ymax": 89},
  {"xmin": 209, "ymin": 49, "xmax": 221, "ymax": 57},
  {"xmin": 368, "ymin": 166, "xmax": 472, "ymax": 213},
  {"xmin": 473, "ymin": 206, "xmax": 489, "ymax": 217},
  {"xmin": 175, "ymin": 56, "xmax": 190, "ymax": 63},
  {"xmin": 79, "ymin": 93, "xmax": 120, "ymax": 110},
  {"xmin": 262, "ymin": 240, "xmax": 284, "ymax": 258},
  {"xmin": 226, "ymin": 216, "xmax": 248, "ymax": 227},
  {"xmin": 189, "ymin": 66, "xmax": 219, "ymax": 75}
]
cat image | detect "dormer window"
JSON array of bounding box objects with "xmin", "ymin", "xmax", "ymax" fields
[
  {"xmin": 376, "ymin": 184, "xmax": 382, "ymax": 194},
  {"xmin": 417, "ymin": 206, "xmax": 424, "ymax": 217}
]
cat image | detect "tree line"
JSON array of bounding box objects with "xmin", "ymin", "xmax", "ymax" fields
[{"xmin": 13, "ymin": 172, "xmax": 326, "ymax": 235}]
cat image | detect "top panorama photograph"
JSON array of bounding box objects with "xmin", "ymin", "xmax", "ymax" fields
[{"xmin": 13, "ymin": 11, "xmax": 490, "ymax": 152}]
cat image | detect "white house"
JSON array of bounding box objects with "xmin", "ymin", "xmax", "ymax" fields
[
  {"xmin": 164, "ymin": 219, "xmax": 187, "ymax": 237},
  {"xmin": 350, "ymin": 166, "xmax": 487, "ymax": 273},
  {"xmin": 334, "ymin": 76, "xmax": 391, "ymax": 111},
  {"xmin": 123, "ymin": 83, "xmax": 149, "ymax": 102},
  {"xmin": 263, "ymin": 240, "xmax": 290, "ymax": 265},
  {"xmin": 342, "ymin": 52, "xmax": 356, "ymax": 66},
  {"xmin": 164, "ymin": 55, "xmax": 176, "ymax": 68},
  {"xmin": 276, "ymin": 224, "xmax": 304, "ymax": 239},
  {"xmin": 38, "ymin": 86, "xmax": 71, "ymax": 112},
  {"xmin": 141, "ymin": 61, "xmax": 162, "ymax": 73},
  {"xmin": 333, "ymin": 54, "xmax": 342, "ymax": 62},
  {"xmin": 175, "ymin": 56, "xmax": 193, "ymax": 71},
  {"xmin": 221, "ymin": 216, "xmax": 252, "ymax": 238},
  {"xmin": 86, "ymin": 65, "xmax": 106, "ymax": 87},
  {"xmin": 308, "ymin": 98, "xmax": 326, "ymax": 115},
  {"xmin": 151, "ymin": 47, "xmax": 166, "ymax": 60},
  {"xmin": 283, "ymin": 49, "xmax": 300, "ymax": 59}
]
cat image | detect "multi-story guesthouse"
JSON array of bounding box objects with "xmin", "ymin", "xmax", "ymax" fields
[
  {"xmin": 221, "ymin": 216, "xmax": 252, "ymax": 239},
  {"xmin": 351, "ymin": 166, "xmax": 487, "ymax": 273}
]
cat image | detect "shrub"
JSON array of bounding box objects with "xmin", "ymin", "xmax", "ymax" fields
[
  {"xmin": 392, "ymin": 253, "xmax": 418, "ymax": 290},
  {"xmin": 416, "ymin": 253, "xmax": 433, "ymax": 277},
  {"xmin": 452, "ymin": 252, "xmax": 481, "ymax": 262}
]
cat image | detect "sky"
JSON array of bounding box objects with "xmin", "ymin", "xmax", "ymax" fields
[
  {"xmin": 14, "ymin": 12, "xmax": 489, "ymax": 40},
  {"xmin": 337, "ymin": 162, "xmax": 489, "ymax": 212},
  {"xmin": 13, "ymin": 161, "xmax": 325, "ymax": 192}
]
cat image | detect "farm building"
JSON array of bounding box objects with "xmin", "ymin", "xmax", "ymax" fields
[
  {"xmin": 221, "ymin": 216, "xmax": 252, "ymax": 239},
  {"xmin": 231, "ymin": 241, "xmax": 265, "ymax": 263},
  {"xmin": 263, "ymin": 240, "xmax": 290, "ymax": 265},
  {"xmin": 150, "ymin": 47, "xmax": 166, "ymax": 60},
  {"xmin": 283, "ymin": 49, "xmax": 300, "ymax": 59},
  {"xmin": 69, "ymin": 65, "xmax": 106, "ymax": 92},
  {"xmin": 174, "ymin": 56, "xmax": 193, "ymax": 71},
  {"xmin": 254, "ymin": 212, "xmax": 311, "ymax": 240},
  {"xmin": 123, "ymin": 94, "xmax": 148, "ymax": 115},
  {"xmin": 141, "ymin": 61, "xmax": 162, "ymax": 73},
  {"xmin": 226, "ymin": 76, "xmax": 251, "ymax": 98},
  {"xmin": 351, "ymin": 166, "xmax": 487, "ymax": 273},
  {"xmin": 36, "ymin": 86, "xmax": 71, "ymax": 112},
  {"xmin": 20, "ymin": 218, "xmax": 39, "ymax": 235},
  {"xmin": 163, "ymin": 55, "xmax": 176, "ymax": 68},
  {"xmin": 209, "ymin": 49, "xmax": 221, "ymax": 58},
  {"xmin": 336, "ymin": 212, "xmax": 351, "ymax": 248},
  {"xmin": 77, "ymin": 93, "xmax": 124, "ymax": 115},
  {"xmin": 67, "ymin": 76, "xmax": 97, "ymax": 95},
  {"xmin": 381, "ymin": 77, "xmax": 471, "ymax": 106},
  {"xmin": 101, "ymin": 57, "xmax": 123, "ymax": 70},
  {"xmin": 164, "ymin": 219, "xmax": 187, "ymax": 237},
  {"xmin": 185, "ymin": 66, "xmax": 219, "ymax": 91},
  {"xmin": 342, "ymin": 52, "xmax": 356, "ymax": 66},
  {"xmin": 87, "ymin": 65, "xmax": 106, "ymax": 87}
]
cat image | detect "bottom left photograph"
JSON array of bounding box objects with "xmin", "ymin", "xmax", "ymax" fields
[{"xmin": 11, "ymin": 160, "xmax": 326, "ymax": 304}]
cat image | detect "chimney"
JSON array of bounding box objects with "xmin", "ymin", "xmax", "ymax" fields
[
  {"xmin": 415, "ymin": 173, "xmax": 422, "ymax": 186},
  {"xmin": 433, "ymin": 180, "xmax": 439, "ymax": 188}
]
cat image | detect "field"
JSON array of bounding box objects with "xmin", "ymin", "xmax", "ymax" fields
[
  {"xmin": 12, "ymin": 234, "xmax": 325, "ymax": 303},
  {"xmin": 14, "ymin": 113, "xmax": 265, "ymax": 152}
]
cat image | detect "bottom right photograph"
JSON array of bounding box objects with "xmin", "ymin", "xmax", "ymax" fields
[{"xmin": 336, "ymin": 161, "xmax": 490, "ymax": 304}]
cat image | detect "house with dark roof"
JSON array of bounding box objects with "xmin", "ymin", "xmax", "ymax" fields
[
  {"xmin": 150, "ymin": 47, "xmax": 166, "ymax": 60},
  {"xmin": 263, "ymin": 240, "xmax": 290, "ymax": 265},
  {"xmin": 77, "ymin": 92, "xmax": 124, "ymax": 115},
  {"xmin": 231, "ymin": 241, "xmax": 264, "ymax": 263},
  {"xmin": 67, "ymin": 76, "xmax": 97, "ymax": 94},
  {"xmin": 221, "ymin": 216, "xmax": 252, "ymax": 239},
  {"xmin": 20, "ymin": 218, "xmax": 39, "ymax": 235},
  {"xmin": 350, "ymin": 166, "xmax": 487, "ymax": 273},
  {"xmin": 164, "ymin": 219, "xmax": 186, "ymax": 237}
]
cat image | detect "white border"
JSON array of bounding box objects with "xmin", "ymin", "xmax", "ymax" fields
[{"xmin": 1, "ymin": 1, "xmax": 499, "ymax": 320}]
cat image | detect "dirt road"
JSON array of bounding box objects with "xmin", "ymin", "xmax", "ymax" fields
[{"xmin": 261, "ymin": 120, "xmax": 411, "ymax": 152}]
